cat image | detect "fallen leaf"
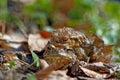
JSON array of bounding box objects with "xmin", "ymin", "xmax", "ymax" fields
[
  {"xmin": 79, "ymin": 65, "xmax": 110, "ymax": 79},
  {"xmin": 28, "ymin": 34, "xmax": 49, "ymax": 51},
  {"xmin": 35, "ymin": 63, "xmax": 56, "ymax": 80},
  {"xmin": 0, "ymin": 40, "xmax": 10, "ymax": 50},
  {"xmin": 39, "ymin": 30, "xmax": 50, "ymax": 39},
  {"xmin": 67, "ymin": 61, "xmax": 85, "ymax": 77}
]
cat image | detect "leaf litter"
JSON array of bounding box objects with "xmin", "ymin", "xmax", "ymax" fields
[{"xmin": 0, "ymin": 27, "xmax": 120, "ymax": 80}]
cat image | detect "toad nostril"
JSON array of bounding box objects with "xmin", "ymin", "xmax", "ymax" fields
[{"xmin": 47, "ymin": 45, "xmax": 51, "ymax": 49}]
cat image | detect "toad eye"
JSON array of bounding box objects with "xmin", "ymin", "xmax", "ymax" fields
[
  {"xmin": 62, "ymin": 37, "xmax": 68, "ymax": 42},
  {"xmin": 47, "ymin": 44, "xmax": 56, "ymax": 49}
]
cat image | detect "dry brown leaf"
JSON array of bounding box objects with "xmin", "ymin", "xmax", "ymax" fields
[
  {"xmin": 36, "ymin": 63, "xmax": 56, "ymax": 80},
  {"xmin": 39, "ymin": 30, "xmax": 50, "ymax": 39},
  {"xmin": 79, "ymin": 65, "xmax": 110, "ymax": 79},
  {"xmin": 28, "ymin": 34, "xmax": 49, "ymax": 51},
  {"xmin": 36, "ymin": 62, "xmax": 77, "ymax": 80},
  {"xmin": 0, "ymin": 40, "xmax": 10, "ymax": 50},
  {"xmin": 47, "ymin": 70, "xmax": 77, "ymax": 80},
  {"xmin": 67, "ymin": 61, "xmax": 85, "ymax": 77},
  {"xmin": 84, "ymin": 64, "xmax": 109, "ymax": 74},
  {"xmin": 67, "ymin": 61, "xmax": 112, "ymax": 79}
]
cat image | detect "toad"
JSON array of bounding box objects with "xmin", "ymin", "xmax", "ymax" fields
[{"xmin": 43, "ymin": 27, "xmax": 112, "ymax": 70}]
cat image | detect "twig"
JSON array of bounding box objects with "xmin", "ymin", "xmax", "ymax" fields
[
  {"xmin": 0, "ymin": 21, "xmax": 5, "ymax": 37},
  {"xmin": 0, "ymin": 38, "xmax": 27, "ymax": 44},
  {"xmin": 13, "ymin": 15, "xmax": 28, "ymax": 39}
]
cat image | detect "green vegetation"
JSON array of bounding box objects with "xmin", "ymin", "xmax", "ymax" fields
[
  {"xmin": 9, "ymin": 59, "xmax": 16, "ymax": 68},
  {"xmin": 31, "ymin": 50, "xmax": 40, "ymax": 68},
  {"xmin": 28, "ymin": 74, "xmax": 37, "ymax": 80}
]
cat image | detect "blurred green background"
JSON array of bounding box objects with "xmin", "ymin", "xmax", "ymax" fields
[{"xmin": 0, "ymin": 0, "xmax": 120, "ymax": 61}]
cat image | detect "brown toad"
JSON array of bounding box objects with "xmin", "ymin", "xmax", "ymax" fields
[
  {"xmin": 43, "ymin": 27, "xmax": 95, "ymax": 69},
  {"xmin": 43, "ymin": 27, "xmax": 112, "ymax": 70}
]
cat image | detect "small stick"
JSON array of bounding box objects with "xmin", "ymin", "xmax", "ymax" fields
[
  {"xmin": 0, "ymin": 38, "xmax": 27, "ymax": 44},
  {"xmin": 0, "ymin": 21, "xmax": 5, "ymax": 37}
]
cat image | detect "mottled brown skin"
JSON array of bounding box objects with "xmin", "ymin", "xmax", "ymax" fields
[
  {"xmin": 43, "ymin": 27, "xmax": 94, "ymax": 70},
  {"xmin": 43, "ymin": 27, "xmax": 113, "ymax": 70}
]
